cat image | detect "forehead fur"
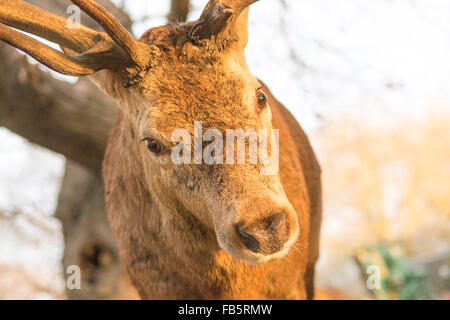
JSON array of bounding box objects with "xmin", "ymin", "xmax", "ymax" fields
[{"xmin": 136, "ymin": 24, "xmax": 262, "ymax": 139}]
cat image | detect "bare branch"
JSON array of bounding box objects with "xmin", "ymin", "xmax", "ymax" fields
[
  {"xmin": 0, "ymin": 42, "xmax": 116, "ymax": 170},
  {"xmin": 168, "ymin": 0, "xmax": 190, "ymax": 23}
]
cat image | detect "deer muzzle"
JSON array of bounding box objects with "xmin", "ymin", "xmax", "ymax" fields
[{"xmin": 215, "ymin": 199, "xmax": 300, "ymax": 265}]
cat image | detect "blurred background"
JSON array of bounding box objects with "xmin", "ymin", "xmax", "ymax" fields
[{"xmin": 0, "ymin": 0, "xmax": 449, "ymax": 299}]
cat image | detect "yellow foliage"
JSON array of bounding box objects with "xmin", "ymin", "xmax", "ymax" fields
[{"xmin": 316, "ymin": 112, "xmax": 450, "ymax": 257}]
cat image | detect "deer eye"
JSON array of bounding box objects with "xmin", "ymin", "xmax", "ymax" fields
[
  {"xmin": 144, "ymin": 139, "xmax": 165, "ymax": 155},
  {"xmin": 256, "ymin": 88, "xmax": 267, "ymax": 106}
]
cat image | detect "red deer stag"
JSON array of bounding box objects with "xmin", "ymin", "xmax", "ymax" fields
[{"xmin": 0, "ymin": 0, "xmax": 322, "ymax": 299}]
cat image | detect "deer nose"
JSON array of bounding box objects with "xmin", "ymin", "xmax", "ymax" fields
[{"xmin": 235, "ymin": 212, "xmax": 290, "ymax": 255}]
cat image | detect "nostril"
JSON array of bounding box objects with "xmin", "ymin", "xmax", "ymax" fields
[
  {"xmin": 235, "ymin": 212, "xmax": 291, "ymax": 255},
  {"xmin": 266, "ymin": 212, "xmax": 287, "ymax": 234},
  {"xmin": 235, "ymin": 224, "xmax": 260, "ymax": 253}
]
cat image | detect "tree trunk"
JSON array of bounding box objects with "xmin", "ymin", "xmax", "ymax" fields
[
  {"xmin": 168, "ymin": 0, "xmax": 190, "ymax": 23},
  {"xmin": 55, "ymin": 161, "xmax": 139, "ymax": 299}
]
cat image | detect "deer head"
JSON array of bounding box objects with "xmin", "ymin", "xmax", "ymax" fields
[{"xmin": 0, "ymin": 0, "xmax": 300, "ymax": 265}]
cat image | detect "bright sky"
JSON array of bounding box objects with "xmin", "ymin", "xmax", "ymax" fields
[{"xmin": 121, "ymin": 0, "xmax": 450, "ymax": 129}]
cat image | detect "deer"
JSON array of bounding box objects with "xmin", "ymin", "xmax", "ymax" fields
[{"xmin": 0, "ymin": 0, "xmax": 322, "ymax": 299}]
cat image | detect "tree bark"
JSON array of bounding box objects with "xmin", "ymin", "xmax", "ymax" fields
[
  {"xmin": 0, "ymin": 0, "xmax": 139, "ymax": 299},
  {"xmin": 55, "ymin": 161, "xmax": 139, "ymax": 299},
  {"xmin": 168, "ymin": 0, "xmax": 190, "ymax": 23},
  {"xmin": 0, "ymin": 0, "xmax": 128, "ymax": 171},
  {"xmin": 0, "ymin": 44, "xmax": 115, "ymax": 171}
]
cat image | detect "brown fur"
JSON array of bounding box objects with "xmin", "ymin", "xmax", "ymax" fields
[
  {"xmin": 102, "ymin": 81, "xmax": 322, "ymax": 299},
  {"xmin": 95, "ymin": 2, "xmax": 322, "ymax": 300},
  {"xmin": 0, "ymin": 0, "xmax": 322, "ymax": 301}
]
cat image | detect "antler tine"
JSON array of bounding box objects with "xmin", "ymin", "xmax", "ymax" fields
[
  {"xmin": 0, "ymin": 0, "xmax": 101, "ymax": 53},
  {"xmin": 189, "ymin": 0, "xmax": 259, "ymax": 46},
  {"xmin": 71, "ymin": 0, "xmax": 148, "ymax": 67},
  {"xmin": 0, "ymin": 0, "xmax": 154, "ymax": 81},
  {"xmin": 0, "ymin": 23, "xmax": 98, "ymax": 76}
]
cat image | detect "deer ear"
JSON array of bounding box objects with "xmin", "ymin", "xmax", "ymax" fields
[{"xmin": 189, "ymin": 0, "xmax": 258, "ymax": 50}]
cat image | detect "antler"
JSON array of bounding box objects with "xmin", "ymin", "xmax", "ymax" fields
[
  {"xmin": 189, "ymin": 0, "xmax": 259, "ymax": 47},
  {"xmin": 0, "ymin": 0, "xmax": 157, "ymax": 82}
]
